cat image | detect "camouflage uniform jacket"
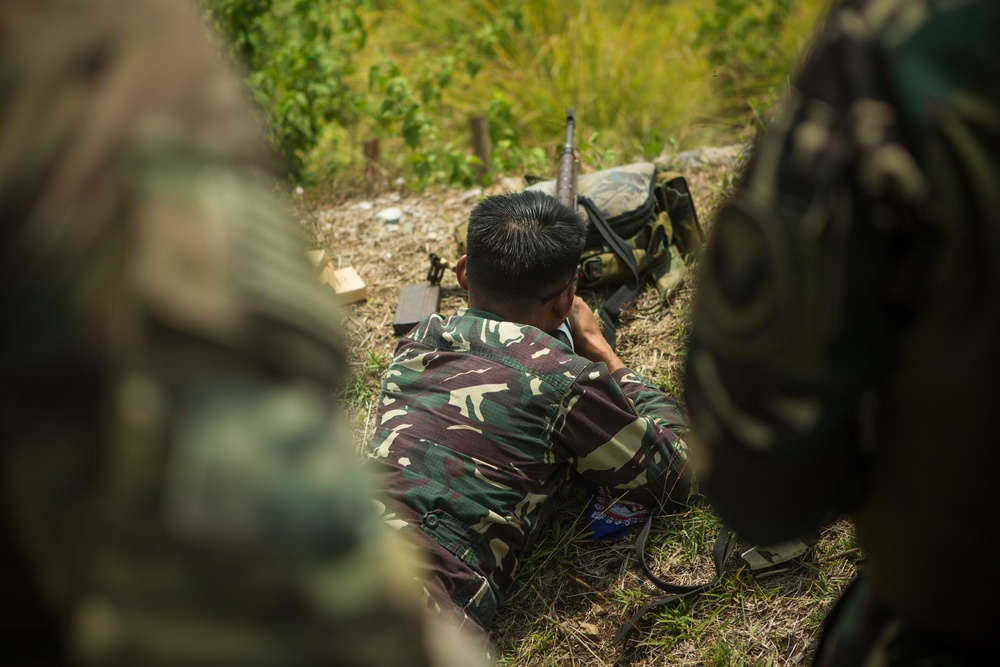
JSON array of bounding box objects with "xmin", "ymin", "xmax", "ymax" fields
[
  {"xmin": 686, "ymin": 0, "xmax": 1000, "ymax": 660},
  {"xmin": 364, "ymin": 307, "xmax": 694, "ymax": 630}
]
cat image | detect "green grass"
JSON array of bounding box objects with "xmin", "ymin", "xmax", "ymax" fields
[{"xmin": 340, "ymin": 348, "xmax": 389, "ymax": 445}]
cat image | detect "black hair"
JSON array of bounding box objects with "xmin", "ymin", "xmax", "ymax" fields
[{"xmin": 465, "ymin": 189, "xmax": 586, "ymax": 300}]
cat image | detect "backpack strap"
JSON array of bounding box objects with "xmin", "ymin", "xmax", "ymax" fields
[
  {"xmin": 611, "ymin": 518, "xmax": 737, "ymax": 645},
  {"xmin": 656, "ymin": 172, "xmax": 706, "ymax": 258},
  {"xmin": 578, "ymin": 195, "xmax": 639, "ymax": 350}
]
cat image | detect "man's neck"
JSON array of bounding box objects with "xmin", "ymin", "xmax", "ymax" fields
[{"xmin": 467, "ymin": 296, "xmax": 554, "ymax": 332}]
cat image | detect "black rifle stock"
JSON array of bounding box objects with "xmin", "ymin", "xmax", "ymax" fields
[
  {"xmin": 391, "ymin": 254, "xmax": 449, "ymax": 336},
  {"xmin": 555, "ymin": 107, "xmax": 577, "ymax": 209}
]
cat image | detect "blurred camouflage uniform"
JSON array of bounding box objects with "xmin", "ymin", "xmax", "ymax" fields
[
  {"xmin": 0, "ymin": 1, "xmax": 486, "ymax": 665},
  {"xmin": 362, "ymin": 307, "xmax": 695, "ymax": 635},
  {"xmin": 685, "ymin": 0, "xmax": 1000, "ymax": 663}
]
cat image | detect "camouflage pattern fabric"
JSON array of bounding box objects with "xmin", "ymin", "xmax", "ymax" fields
[
  {"xmin": 685, "ymin": 0, "xmax": 1000, "ymax": 661},
  {"xmin": 363, "ymin": 307, "xmax": 696, "ymax": 632},
  {"xmin": 0, "ymin": 1, "xmax": 486, "ymax": 665}
]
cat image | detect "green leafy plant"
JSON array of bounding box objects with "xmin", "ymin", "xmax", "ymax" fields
[{"xmin": 204, "ymin": 0, "xmax": 371, "ymax": 177}]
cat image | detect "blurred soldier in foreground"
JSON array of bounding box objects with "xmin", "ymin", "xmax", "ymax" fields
[
  {"xmin": 686, "ymin": 0, "xmax": 999, "ymax": 664},
  {"xmin": 0, "ymin": 0, "xmax": 484, "ymax": 664}
]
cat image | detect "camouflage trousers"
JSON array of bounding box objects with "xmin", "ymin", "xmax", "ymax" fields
[{"xmin": 813, "ymin": 575, "xmax": 989, "ymax": 666}]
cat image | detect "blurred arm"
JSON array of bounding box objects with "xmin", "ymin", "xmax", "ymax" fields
[
  {"xmin": 683, "ymin": 2, "xmax": 933, "ymax": 545},
  {"xmin": 0, "ymin": 2, "xmax": 486, "ymax": 665}
]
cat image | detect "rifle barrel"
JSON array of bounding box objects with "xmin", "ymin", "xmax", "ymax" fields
[
  {"xmin": 555, "ymin": 107, "xmax": 577, "ymax": 209},
  {"xmin": 563, "ymin": 107, "xmax": 576, "ymax": 151}
]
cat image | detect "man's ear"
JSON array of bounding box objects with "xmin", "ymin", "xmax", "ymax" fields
[
  {"xmin": 548, "ymin": 283, "xmax": 576, "ymax": 324},
  {"xmin": 455, "ymin": 255, "xmax": 469, "ymax": 291}
]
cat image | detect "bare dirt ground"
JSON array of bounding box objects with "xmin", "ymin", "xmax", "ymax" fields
[{"xmin": 297, "ymin": 150, "xmax": 860, "ymax": 667}]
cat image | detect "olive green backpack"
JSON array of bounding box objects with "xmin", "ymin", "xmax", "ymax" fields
[{"xmin": 454, "ymin": 162, "xmax": 705, "ymax": 347}]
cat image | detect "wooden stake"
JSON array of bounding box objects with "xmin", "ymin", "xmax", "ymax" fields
[
  {"xmin": 363, "ymin": 137, "xmax": 381, "ymax": 186},
  {"xmin": 469, "ymin": 115, "xmax": 491, "ymax": 185}
]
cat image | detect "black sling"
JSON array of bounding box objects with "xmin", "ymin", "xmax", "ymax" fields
[{"xmin": 612, "ymin": 518, "xmax": 737, "ymax": 645}]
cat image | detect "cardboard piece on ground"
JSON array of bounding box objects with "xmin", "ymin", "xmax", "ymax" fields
[
  {"xmin": 306, "ymin": 249, "xmax": 332, "ymax": 273},
  {"xmin": 319, "ymin": 265, "xmax": 367, "ymax": 304},
  {"xmin": 307, "ymin": 249, "xmax": 367, "ymax": 304}
]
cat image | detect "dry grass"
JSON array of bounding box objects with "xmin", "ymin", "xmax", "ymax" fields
[{"xmin": 297, "ymin": 153, "xmax": 860, "ymax": 666}]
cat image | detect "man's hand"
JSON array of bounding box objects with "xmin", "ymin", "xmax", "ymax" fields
[{"xmin": 568, "ymin": 297, "xmax": 625, "ymax": 373}]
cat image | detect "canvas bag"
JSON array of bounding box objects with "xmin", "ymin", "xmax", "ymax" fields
[
  {"xmin": 521, "ymin": 162, "xmax": 703, "ymax": 273},
  {"xmin": 527, "ymin": 162, "xmax": 705, "ymax": 346}
]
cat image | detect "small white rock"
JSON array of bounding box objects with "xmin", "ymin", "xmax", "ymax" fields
[
  {"xmin": 576, "ymin": 622, "xmax": 600, "ymax": 640},
  {"xmin": 376, "ymin": 207, "xmax": 403, "ymax": 223},
  {"xmin": 351, "ymin": 201, "xmax": 374, "ymax": 211}
]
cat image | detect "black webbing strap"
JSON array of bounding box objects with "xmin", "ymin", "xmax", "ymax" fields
[
  {"xmin": 611, "ymin": 519, "xmax": 738, "ymax": 645},
  {"xmin": 578, "ymin": 195, "xmax": 639, "ymax": 350}
]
